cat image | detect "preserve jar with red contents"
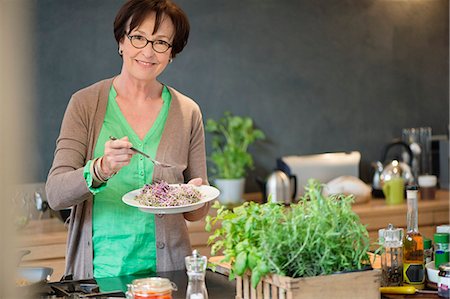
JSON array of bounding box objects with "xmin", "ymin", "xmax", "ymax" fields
[{"xmin": 126, "ymin": 277, "xmax": 177, "ymax": 299}]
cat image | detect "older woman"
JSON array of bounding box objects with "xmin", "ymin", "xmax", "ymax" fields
[{"xmin": 46, "ymin": 0, "xmax": 209, "ymax": 280}]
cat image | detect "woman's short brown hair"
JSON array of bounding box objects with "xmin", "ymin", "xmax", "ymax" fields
[{"xmin": 114, "ymin": 0, "xmax": 190, "ymax": 58}]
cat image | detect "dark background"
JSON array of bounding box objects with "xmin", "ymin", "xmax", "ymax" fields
[{"xmin": 31, "ymin": 0, "xmax": 449, "ymax": 192}]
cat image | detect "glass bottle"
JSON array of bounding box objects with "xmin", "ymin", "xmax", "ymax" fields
[
  {"xmin": 402, "ymin": 186, "xmax": 425, "ymax": 289},
  {"xmin": 185, "ymin": 249, "xmax": 208, "ymax": 299},
  {"xmin": 381, "ymin": 224, "xmax": 403, "ymax": 286},
  {"xmin": 423, "ymin": 238, "xmax": 433, "ymax": 265}
]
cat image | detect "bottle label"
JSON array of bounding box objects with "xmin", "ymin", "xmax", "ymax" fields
[{"xmin": 403, "ymin": 263, "xmax": 425, "ymax": 286}]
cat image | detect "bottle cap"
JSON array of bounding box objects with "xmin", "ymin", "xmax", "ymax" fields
[
  {"xmin": 436, "ymin": 225, "xmax": 450, "ymax": 234},
  {"xmin": 423, "ymin": 238, "xmax": 432, "ymax": 249},
  {"xmin": 406, "ymin": 185, "xmax": 419, "ymax": 191},
  {"xmin": 418, "ymin": 175, "xmax": 437, "ymax": 188},
  {"xmin": 434, "ymin": 233, "xmax": 450, "ymax": 243},
  {"xmin": 185, "ymin": 249, "xmax": 207, "ymax": 273},
  {"xmin": 383, "ymin": 224, "xmax": 403, "ymax": 246}
]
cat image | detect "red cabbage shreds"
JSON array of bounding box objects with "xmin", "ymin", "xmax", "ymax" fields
[{"xmin": 135, "ymin": 181, "xmax": 202, "ymax": 207}]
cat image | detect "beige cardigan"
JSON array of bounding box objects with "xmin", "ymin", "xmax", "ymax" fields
[{"xmin": 46, "ymin": 77, "xmax": 209, "ymax": 280}]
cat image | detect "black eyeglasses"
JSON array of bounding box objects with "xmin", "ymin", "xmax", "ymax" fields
[{"xmin": 126, "ymin": 34, "xmax": 172, "ymax": 53}]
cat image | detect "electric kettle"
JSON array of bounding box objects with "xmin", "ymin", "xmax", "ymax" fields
[
  {"xmin": 256, "ymin": 170, "xmax": 297, "ymax": 204},
  {"xmin": 372, "ymin": 141, "xmax": 414, "ymax": 197}
]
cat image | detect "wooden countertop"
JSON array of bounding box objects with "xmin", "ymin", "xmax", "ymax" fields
[{"xmin": 17, "ymin": 217, "xmax": 67, "ymax": 248}]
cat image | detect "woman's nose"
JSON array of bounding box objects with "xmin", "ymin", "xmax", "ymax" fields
[{"xmin": 141, "ymin": 43, "xmax": 156, "ymax": 57}]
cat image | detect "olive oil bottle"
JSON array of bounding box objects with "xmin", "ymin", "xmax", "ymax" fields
[{"xmin": 402, "ymin": 185, "xmax": 425, "ymax": 289}]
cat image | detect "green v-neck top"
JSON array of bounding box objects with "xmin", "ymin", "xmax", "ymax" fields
[{"xmin": 88, "ymin": 85, "xmax": 171, "ymax": 278}]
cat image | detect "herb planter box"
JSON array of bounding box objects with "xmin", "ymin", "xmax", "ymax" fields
[{"xmin": 236, "ymin": 268, "xmax": 381, "ymax": 299}]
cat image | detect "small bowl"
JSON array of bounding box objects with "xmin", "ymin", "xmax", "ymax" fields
[{"xmin": 425, "ymin": 261, "xmax": 439, "ymax": 283}]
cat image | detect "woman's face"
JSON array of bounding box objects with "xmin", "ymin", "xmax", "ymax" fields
[{"xmin": 120, "ymin": 13, "xmax": 174, "ymax": 83}]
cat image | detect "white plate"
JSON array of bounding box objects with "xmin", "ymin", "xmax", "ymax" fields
[
  {"xmin": 122, "ymin": 184, "xmax": 220, "ymax": 214},
  {"xmin": 426, "ymin": 261, "xmax": 439, "ymax": 283}
]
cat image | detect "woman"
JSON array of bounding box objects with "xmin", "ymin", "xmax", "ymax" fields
[{"xmin": 46, "ymin": 0, "xmax": 209, "ymax": 280}]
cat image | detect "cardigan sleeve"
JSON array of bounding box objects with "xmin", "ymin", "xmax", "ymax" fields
[
  {"xmin": 46, "ymin": 94, "xmax": 92, "ymax": 210},
  {"xmin": 182, "ymin": 104, "xmax": 210, "ymax": 221}
]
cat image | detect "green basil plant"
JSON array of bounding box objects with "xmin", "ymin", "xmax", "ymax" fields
[{"xmin": 205, "ymin": 112, "xmax": 265, "ymax": 179}]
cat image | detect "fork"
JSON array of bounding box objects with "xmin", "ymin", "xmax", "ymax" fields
[{"xmin": 109, "ymin": 136, "xmax": 174, "ymax": 168}]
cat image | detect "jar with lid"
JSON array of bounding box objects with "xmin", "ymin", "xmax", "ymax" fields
[
  {"xmin": 435, "ymin": 233, "xmax": 450, "ymax": 268},
  {"xmin": 381, "ymin": 224, "xmax": 404, "ymax": 287},
  {"xmin": 126, "ymin": 277, "xmax": 177, "ymax": 299},
  {"xmin": 438, "ymin": 263, "xmax": 450, "ymax": 298},
  {"xmin": 185, "ymin": 249, "xmax": 208, "ymax": 299}
]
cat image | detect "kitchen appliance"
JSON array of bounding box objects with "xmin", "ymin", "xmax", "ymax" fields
[
  {"xmin": 256, "ymin": 170, "xmax": 297, "ymax": 204},
  {"xmin": 431, "ymin": 135, "xmax": 449, "ymax": 189},
  {"xmin": 372, "ymin": 141, "xmax": 413, "ymax": 198},
  {"xmin": 277, "ymin": 151, "xmax": 360, "ymax": 196},
  {"xmin": 34, "ymin": 277, "xmax": 125, "ymax": 298}
]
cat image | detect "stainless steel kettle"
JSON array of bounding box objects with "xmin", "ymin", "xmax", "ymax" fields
[
  {"xmin": 257, "ymin": 170, "xmax": 297, "ymax": 204},
  {"xmin": 372, "ymin": 141, "xmax": 414, "ymax": 196}
]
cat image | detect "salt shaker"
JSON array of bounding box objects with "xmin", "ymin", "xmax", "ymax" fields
[
  {"xmin": 381, "ymin": 224, "xmax": 404, "ymax": 287},
  {"xmin": 185, "ymin": 250, "xmax": 208, "ymax": 299}
]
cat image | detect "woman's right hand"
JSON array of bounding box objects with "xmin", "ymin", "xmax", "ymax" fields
[{"xmin": 101, "ymin": 136, "xmax": 135, "ymax": 176}]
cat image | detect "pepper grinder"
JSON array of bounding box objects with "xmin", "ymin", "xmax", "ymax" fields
[
  {"xmin": 381, "ymin": 224, "xmax": 404, "ymax": 287},
  {"xmin": 185, "ymin": 249, "xmax": 208, "ymax": 299}
]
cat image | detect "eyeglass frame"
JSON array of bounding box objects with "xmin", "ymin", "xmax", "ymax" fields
[{"xmin": 126, "ymin": 34, "xmax": 173, "ymax": 53}]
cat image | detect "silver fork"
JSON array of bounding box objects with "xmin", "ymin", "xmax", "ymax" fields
[{"xmin": 109, "ymin": 136, "xmax": 174, "ymax": 168}]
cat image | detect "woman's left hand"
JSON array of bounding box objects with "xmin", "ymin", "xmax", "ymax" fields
[
  {"xmin": 187, "ymin": 177, "xmax": 202, "ymax": 186},
  {"xmin": 183, "ymin": 177, "xmax": 208, "ymax": 221}
]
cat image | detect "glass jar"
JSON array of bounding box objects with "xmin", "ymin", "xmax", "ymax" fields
[
  {"xmin": 126, "ymin": 277, "xmax": 177, "ymax": 299},
  {"xmin": 381, "ymin": 224, "xmax": 403, "ymax": 287},
  {"xmin": 438, "ymin": 263, "xmax": 450, "ymax": 298}
]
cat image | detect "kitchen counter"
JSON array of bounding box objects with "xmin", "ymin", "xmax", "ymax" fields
[
  {"xmin": 95, "ymin": 270, "xmax": 440, "ymax": 299},
  {"xmin": 17, "ymin": 218, "xmax": 67, "ymax": 281},
  {"xmin": 97, "ymin": 269, "xmax": 236, "ymax": 298},
  {"xmin": 16, "ymin": 189, "xmax": 449, "ymax": 287}
]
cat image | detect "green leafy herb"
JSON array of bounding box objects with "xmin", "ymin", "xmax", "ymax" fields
[
  {"xmin": 206, "ymin": 180, "xmax": 372, "ymax": 288},
  {"xmin": 205, "ymin": 112, "xmax": 265, "ymax": 179}
]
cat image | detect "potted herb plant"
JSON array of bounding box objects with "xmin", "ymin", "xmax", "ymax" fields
[
  {"xmin": 205, "ymin": 180, "xmax": 381, "ymax": 299},
  {"xmin": 205, "ymin": 112, "xmax": 265, "ymax": 206}
]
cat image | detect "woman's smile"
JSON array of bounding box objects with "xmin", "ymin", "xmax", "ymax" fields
[{"xmin": 135, "ymin": 59, "xmax": 156, "ymax": 67}]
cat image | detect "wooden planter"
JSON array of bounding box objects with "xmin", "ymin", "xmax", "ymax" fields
[{"xmin": 235, "ymin": 268, "xmax": 381, "ymax": 299}]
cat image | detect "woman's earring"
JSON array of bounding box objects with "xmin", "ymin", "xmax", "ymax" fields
[
  {"xmin": 119, "ymin": 48, "xmax": 123, "ymax": 55},
  {"xmin": 169, "ymin": 58, "xmax": 173, "ymax": 63}
]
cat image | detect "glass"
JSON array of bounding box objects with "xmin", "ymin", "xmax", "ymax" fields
[
  {"xmin": 402, "ymin": 127, "xmax": 432, "ymax": 179},
  {"xmin": 127, "ymin": 34, "xmax": 172, "ymax": 53}
]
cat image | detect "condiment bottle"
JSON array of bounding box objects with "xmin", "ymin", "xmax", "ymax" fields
[
  {"xmin": 126, "ymin": 277, "xmax": 177, "ymax": 299},
  {"xmin": 435, "ymin": 233, "xmax": 450, "ymax": 268},
  {"xmin": 381, "ymin": 224, "xmax": 404, "ymax": 287},
  {"xmin": 438, "ymin": 263, "xmax": 450, "ymax": 298},
  {"xmin": 423, "ymin": 238, "xmax": 433, "ymax": 265},
  {"xmin": 403, "ymin": 186, "xmax": 425, "ymax": 289},
  {"xmin": 185, "ymin": 249, "xmax": 208, "ymax": 299}
]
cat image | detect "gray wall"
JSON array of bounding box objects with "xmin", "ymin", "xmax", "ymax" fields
[{"xmin": 32, "ymin": 0, "xmax": 449, "ymax": 192}]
